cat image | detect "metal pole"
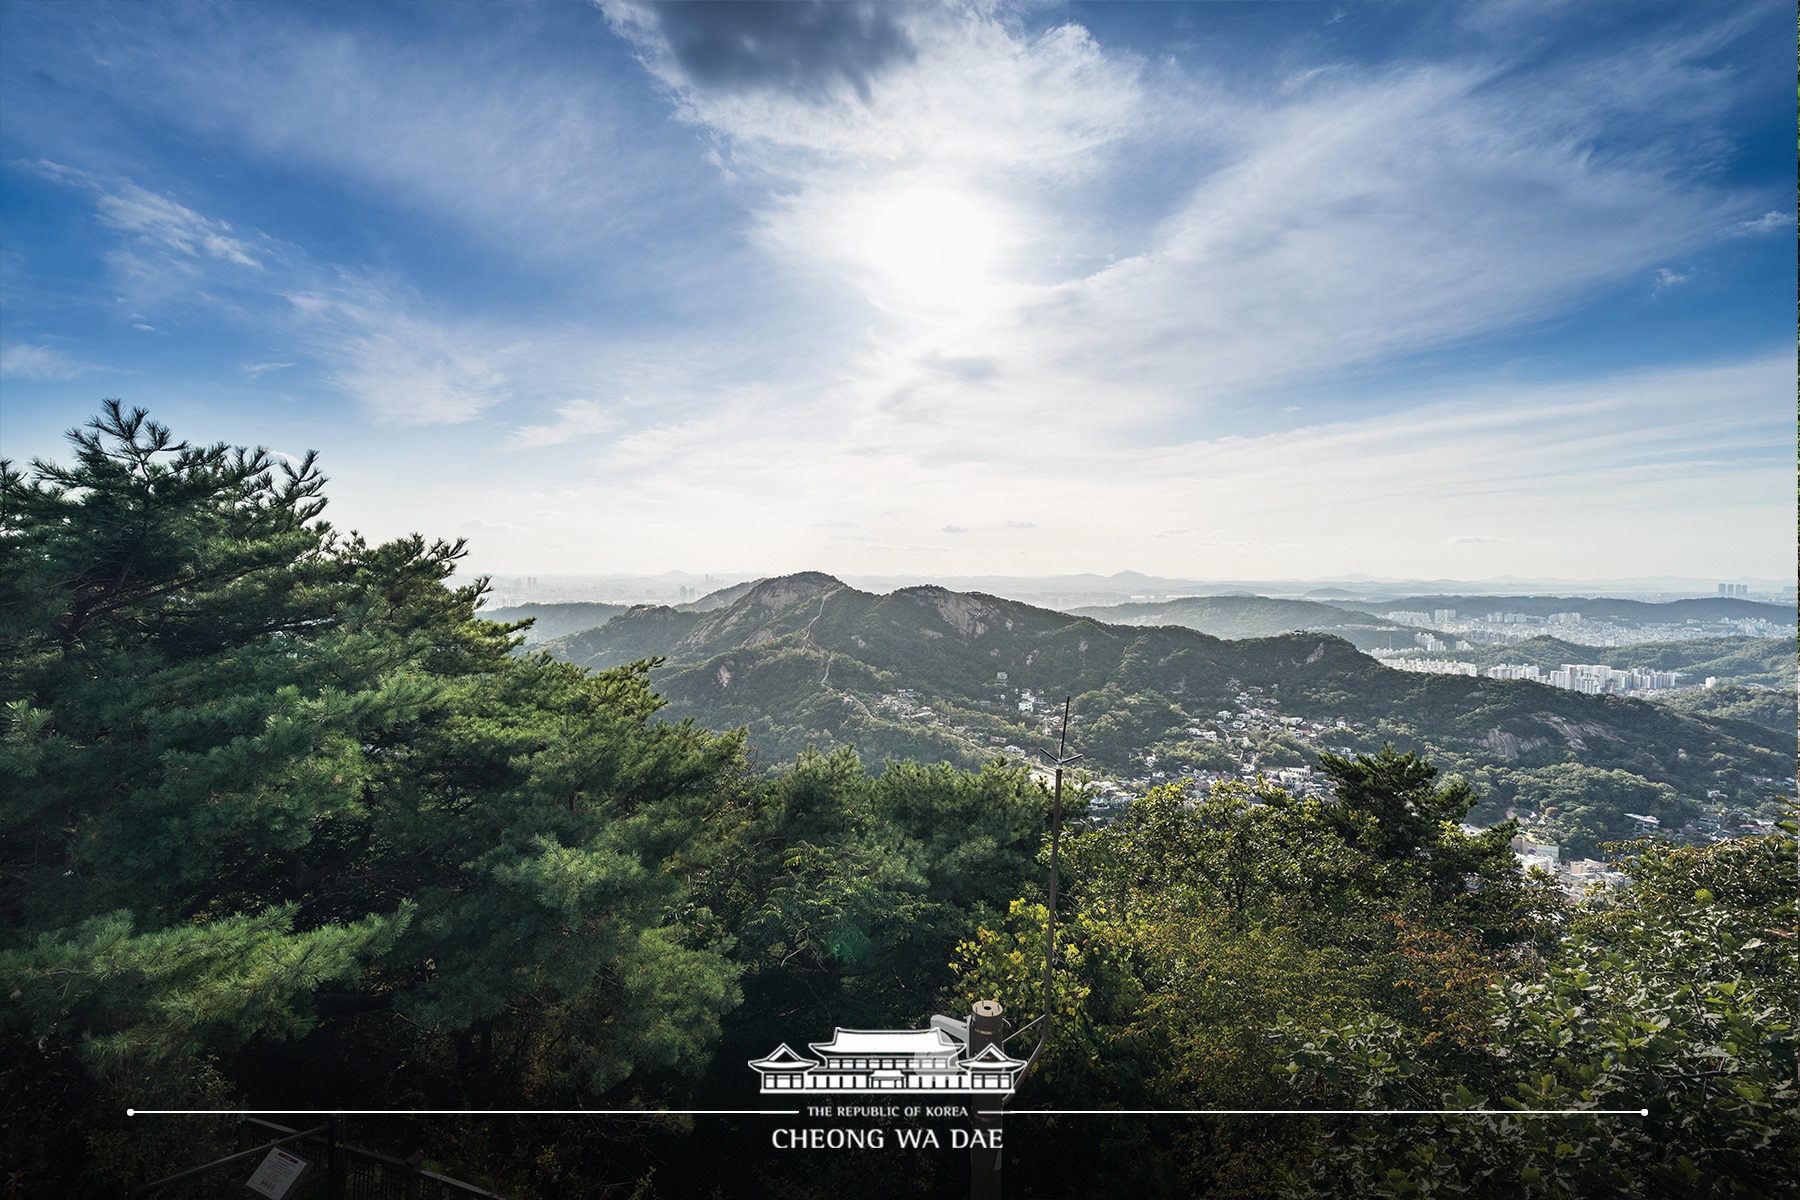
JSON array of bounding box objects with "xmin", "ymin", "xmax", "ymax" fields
[
  {"xmin": 329, "ymin": 1113, "xmax": 347, "ymax": 1200},
  {"xmin": 968, "ymin": 697, "xmax": 1077, "ymax": 1200},
  {"xmin": 969, "ymin": 999, "xmax": 1005, "ymax": 1200},
  {"xmin": 1021, "ymin": 699, "xmax": 1079, "ymax": 1079}
]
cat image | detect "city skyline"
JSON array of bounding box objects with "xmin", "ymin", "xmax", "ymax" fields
[{"xmin": 2, "ymin": 1, "xmax": 1793, "ymax": 581}]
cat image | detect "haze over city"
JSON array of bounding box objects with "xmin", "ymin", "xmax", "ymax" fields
[{"xmin": 2, "ymin": 1, "xmax": 1793, "ymax": 582}]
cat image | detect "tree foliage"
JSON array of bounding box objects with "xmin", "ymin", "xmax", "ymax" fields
[
  {"xmin": 1, "ymin": 407, "xmax": 754, "ymax": 1186},
  {"xmin": 952, "ymin": 753, "xmax": 1790, "ymax": 1197},
  {"xmin": 1277, "ymin": 824, "xmax": 1797, "ymax": 1197}
]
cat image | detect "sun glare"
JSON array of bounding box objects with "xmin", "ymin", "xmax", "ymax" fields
[{"xmin": 851, "ymin": 185, "xmax": 1002, "ymax": 307}]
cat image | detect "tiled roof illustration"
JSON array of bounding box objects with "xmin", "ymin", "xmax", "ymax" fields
[
  {"xmin": 809, "ymin": 1028, "xmax": 963, "ymax": 1056},
  {"xmin": 750, "ymin": 1024, "xmax": 1029, "ymax": 1094},
  {"xmin": 747, "ymin": 1043, "xmax": 814, "ymax": 1071}
]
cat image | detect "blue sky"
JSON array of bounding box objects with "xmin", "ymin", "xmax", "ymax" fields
[{"xmin": 2, "ymin": 0, "xmax": 1792, "ymax": 582}]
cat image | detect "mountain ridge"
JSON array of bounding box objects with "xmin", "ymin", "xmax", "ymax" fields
[{"xmin": 536, "ymin": 574, "xmax": 1793, "ymax": 842}]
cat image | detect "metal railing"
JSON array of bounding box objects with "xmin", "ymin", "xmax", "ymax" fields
[{"xmin": 126, "ymin": 1117, "xmax": 508, "ymax": 1200}]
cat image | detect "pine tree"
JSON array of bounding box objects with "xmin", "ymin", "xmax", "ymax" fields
[{"xmin": 1, "ymin": 406, "xmax": 748, "ymax": 1163}]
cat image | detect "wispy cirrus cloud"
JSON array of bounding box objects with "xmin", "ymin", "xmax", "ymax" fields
[
  {"xmin": 15, "ymin": 7, "xmax": 705, "ymax": 267},
  {"xmin": 93, "ymin": 180, "xmax": 261, "ymax": 268},
  {"xmin": 35, "ymin": 164, "xmax": 524, "ymax": 425},
  {"xmin": 0, "ymin": 342, "xmax": 88, "ymax": 381},
  {"xmin": 506, "ymin": 399, "xmax": 618, "ymax": 450},
  {"xmin": 275, "ymin": 271, "xmax": 529, "ymax": 426},
  {"xmin": 1734, "ymin": 210, "xmax": 1793, "ymax": 234},
  {"xmin": 33, "ymin": 161, "xmax": 262, "ymax": 267}
]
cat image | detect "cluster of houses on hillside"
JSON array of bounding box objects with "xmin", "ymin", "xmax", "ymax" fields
[
  {"xmin": 1505, "ymin": 809, "xmax": 1781, "ymax": 893},
  {"xmin": 855, "ymin": 682, "xmax": 1787, "ymax": 888}
]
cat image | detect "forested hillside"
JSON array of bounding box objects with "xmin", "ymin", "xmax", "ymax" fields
[
  {"xmin": 539, "ymin": 574, "xmax": 1795, "ymax": 836},
  {"xmin": 3, "ymin": 410, "xmax": 1792, "ymax": 1198},
  {"xmin": 1655, "ymin": 683, "xmax": 1798, "ymax": 734}
]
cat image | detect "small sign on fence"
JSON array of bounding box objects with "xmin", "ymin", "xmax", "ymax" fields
[{"xmin": 245, "ymin": 1147, "xmax": 311, "ymax": 1199}]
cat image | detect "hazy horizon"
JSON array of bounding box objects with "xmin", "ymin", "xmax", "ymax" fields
[{"xmin": 471, "ymin": 566, "xmax": 1798, "ymax": 608}]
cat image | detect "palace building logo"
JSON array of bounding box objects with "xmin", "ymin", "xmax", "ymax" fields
[{"xmin": 749, "ymin": 1020, "xmax": 1028, "ymax": 1094}]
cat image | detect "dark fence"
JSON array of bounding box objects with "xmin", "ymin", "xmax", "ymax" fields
[{"xmin": 126, "ymin": 1117, "xmax": 509, "ymax": 1200}]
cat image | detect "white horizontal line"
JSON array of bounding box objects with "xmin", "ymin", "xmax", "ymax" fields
[
  {"xmin": 1008, "ymin": 1115, "xmax": 1648, "ymax": 1122},
  {"xmin": 129, "ymin": 1107, "xmax": 1648, "ymax": 1118},
  {"xmin": 128, "ymin": 1109, "xmax": 800, "ymax": 1117}
]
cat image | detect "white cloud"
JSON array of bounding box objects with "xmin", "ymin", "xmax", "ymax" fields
[
  {"xmin": 93, "ymin": 181, "xmax": 261, "ymax": 268},
  {"xmin": 506, "ymin": 398, "xmax": 619, "ymax": 449},
  {"xmin": 1034, "ymin": 64, "xmax": 1744, "ymax": 406},
  {"xmin": 322, "ymin": 316, "xmax": 511, "ymax": 425},
  {"xmin": 580, "ymin": 1, "xmax": 1770, "ymax": 498},
  {"xmin": 0, "ymin": 343, "xmax": 86, "ymax": 380},
  {"xmin": 34, "ymin": 161, "xmax": 264, "ymax": 270},
  {"xmin": 516, "ymin": 351, "xmax": 1789, "ymax": 579},
  {"xmin": 45, "ymin": 12, "xmax": 692, "ymax": 265},
  {"xmin": 610, "ymin": 5, "xmax": 1142, "ymax": 181},
  {"xmin": 1735, "ymin": 210, "xmax": 1794, "ymax": 234},
  {"xmin": 37, "ymin": 165, "xmax": 526, "ymax": 426},
  {"xmin": 1653, "ymin": 267, "xmax": 1690, "ymax": 290}
]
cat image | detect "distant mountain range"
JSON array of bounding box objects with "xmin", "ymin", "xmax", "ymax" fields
[
  {"xmin": 827, "ymin": 571, "xmax": 1798, "ymax": 603},
  {"xmin": 521, "ymin": 574, "xmax": 1793, "ymax": 836},
  {"xmin": 476, "ymin": 569, "xmax": 1797, "ymax": 611},
  {"xmin": 1068, "ymin": 594, "xmax": 1792, "ymax": 640},
  {"xmin": 480, "ymin": 602, "xmax": 630, "ymax": 643},
  {"xmin": 1065, "ymin": 595, "xmax": 1411, "ymax": 648}
]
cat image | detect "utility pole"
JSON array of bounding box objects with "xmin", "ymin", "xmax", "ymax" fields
[
  {"xmin": 967, "ymin": 698, "xmax": 1079, "ymax": 1200},
  {"xmin": 328, "ymin": 1114, "xmax": 347, "ymax": 1200},
  {"xmin": 968, "ymin": 999, "xmax": 1005, "ymax": 1200},
  {"xmin": 1032, "ymin": 698, "xmax": 1079, "ymax": 1070}
]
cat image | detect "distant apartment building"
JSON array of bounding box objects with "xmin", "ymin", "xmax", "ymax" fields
[
  {"xmin": 1386, "ymin": 657, "xmax": 1479, "ymax": 676},
  {"xmin": 1486, "ymin": 662, "xmax": 1677, "ymax": 693}
]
